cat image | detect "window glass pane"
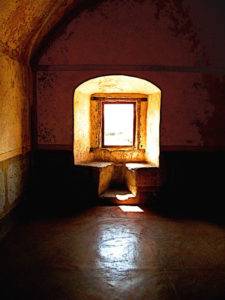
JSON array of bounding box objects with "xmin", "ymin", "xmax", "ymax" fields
[{"xmin": 104, "ymin": 103, "xmax": 134, "ymax": 146}]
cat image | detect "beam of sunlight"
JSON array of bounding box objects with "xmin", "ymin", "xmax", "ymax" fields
[{"xmin": 119, "ymin": 206, "xmax": 144, "ymax": 212}]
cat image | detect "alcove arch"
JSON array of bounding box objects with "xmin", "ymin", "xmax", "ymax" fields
[{"xmin": 74, "ymin": 75, "xmax": 161, "ymax": 166}]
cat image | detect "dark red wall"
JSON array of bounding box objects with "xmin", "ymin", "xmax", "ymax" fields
[{"xmin": 34, "ymin": 0, "xmax": 225, "ymax": 149}]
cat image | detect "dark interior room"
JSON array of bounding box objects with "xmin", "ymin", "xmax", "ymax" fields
[{"xmin": 0, "ymin": 0, "xmax": 225, "ymax": 299}]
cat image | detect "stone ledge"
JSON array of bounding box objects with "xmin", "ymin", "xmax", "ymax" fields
[
  {"xmin": 75, "ymin": 162, "xmax": 113, "ymax": 168},
  {"xmin": 125, "ymin": 162, "xmax": 158, "ymax": 170}
]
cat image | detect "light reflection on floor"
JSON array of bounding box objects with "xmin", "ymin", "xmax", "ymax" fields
[
  {"xmin": 97, "ymin": 224, "xmax": 138, "ymax": 276},
  {"xmin": 95, "ymin": 206, "xmax": 147, "ymax": 288},
  {"xmin": 1, "ymin": 206, "xmax": 225, "ymax": 298}
]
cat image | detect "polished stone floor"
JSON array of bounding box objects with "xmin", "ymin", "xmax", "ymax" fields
[{"xmin": 0, "ymin": 206, "xmax": 225, "ymax": 300}]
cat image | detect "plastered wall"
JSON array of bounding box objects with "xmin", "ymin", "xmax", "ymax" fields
[
  {"xmin": 0, "ymin": 54, "xmax": 32, "ymax": 217},
  {"xmin": 0, "ymin": 55, "xmax": 31, "ymax": 161},
  {"xmin": 0, "ymin": 0, "xmax": 80, "ymax": 218},
  {"xmin": 36, "ymin": 70, "xmax": 223, "ymax": 148},
  {"xmin": 35, "ymin": 0, "xmax": 225, "ymax": 150}
]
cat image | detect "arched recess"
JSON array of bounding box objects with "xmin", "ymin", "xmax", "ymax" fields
[{"xmin": 74, "ymin": 75, "xmax": 161, "ymax": 167}]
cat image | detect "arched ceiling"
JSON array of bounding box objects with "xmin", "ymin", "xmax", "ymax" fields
[
  {"xmin": 1, "ymin": 0, "xmax": 224, "ymax": 66},
  {"xmin": 0, "ymin": 0, "xmax": 82, "ymax": 63}
]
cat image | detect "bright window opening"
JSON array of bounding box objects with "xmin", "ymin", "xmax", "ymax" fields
[{"xmin": 102, "ymin": 102, "xmax": 135, "ymax": 147}]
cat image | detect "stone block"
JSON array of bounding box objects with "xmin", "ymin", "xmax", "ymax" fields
[
  {"xmin": 98, "ymin": 164, "xmax": 114, "ymax": 196},
  {"xmin": 136, "ymin": 168, "xmax": 160, "ymax": 187},
  {"xmin": 124, "ymin": 167, "xmax": 137, "ymax": 196}
]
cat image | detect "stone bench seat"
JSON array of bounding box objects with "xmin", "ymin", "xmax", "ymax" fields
[{"xmin": 75, "ymin": 161, "xmax": 160, "ymax": 204}]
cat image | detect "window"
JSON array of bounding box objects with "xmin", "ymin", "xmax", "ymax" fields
[
  {"xmin": 89, "ymin": 93, "xmax": 148, "ymax": 160},
  {"xmin": 102, "ymin": 102, "xmax": 136, "ymax": 147}
]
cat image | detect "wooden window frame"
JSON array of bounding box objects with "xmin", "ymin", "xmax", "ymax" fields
[{"xmin": 101, "ymin": 101, "xmax": 136, "ymax": 148}]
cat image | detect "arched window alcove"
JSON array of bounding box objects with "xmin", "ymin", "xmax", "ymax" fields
[
  {"xmin": 73, "ymin": 75, "xmax": 161, "ymax": 201},
  {"xmin": 74, "ymin": 75, "xmax": 161, "ymax": 167}
]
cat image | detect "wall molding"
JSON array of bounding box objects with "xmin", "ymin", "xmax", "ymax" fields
[
  {"xmin": 34, "ymin": 64, "xmax": 225, "ymax": 74},
  {"xmin": 36, "ymin": 144, "xmax": 225, "ymax": 152},
  {"xmin": 0, "ymin": 146, "xmax": 31, "ymax": 162}
]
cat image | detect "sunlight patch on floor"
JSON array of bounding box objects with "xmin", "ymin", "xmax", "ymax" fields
[{"xmin": 119, "ymin": 206, "xmax": 144, "ymax": 212}]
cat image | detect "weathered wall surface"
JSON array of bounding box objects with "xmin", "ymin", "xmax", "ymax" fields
[
  {"xmin": 34, "ymin": 0, "xmax": 225, "ymax": 150},
  {"xmin": 36, "ymin": 70, "xmax": 218, "ymax": 148},
  {"xmin": 0, "ymin": 0, "xmax": 80, "ymax": 63},
  {"xmin": 0, "ymin": 0, "xmax": 80, "ymax": 219},
  {"xmin": 0, "ymin": 55, "xmax": 31, "ymax": 161},
  {"xmin": 0, "ymin": 154, "xmax": 30, "ymax": 218},
  {"xmin": 0, "ymin": 54, "xmax": 32, "ymax": 218}
]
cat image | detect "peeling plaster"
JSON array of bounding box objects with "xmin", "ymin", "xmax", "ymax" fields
[
  {"xmin": 151, "ymin": 0, "xmax": 202, "ymax": 54},
  {"xmin": 37, "ymin": 0, "xmax": 204, "ymax": 66}
]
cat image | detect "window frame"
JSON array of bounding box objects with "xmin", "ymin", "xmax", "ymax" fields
[{"xmin": 101, "ymin": 101, "xmax": 136, "ymax": 148}]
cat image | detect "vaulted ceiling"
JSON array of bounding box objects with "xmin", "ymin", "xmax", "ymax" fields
[{"xmin": 0, "ymin": 0, "xmax": 81, "ymax": 62}]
